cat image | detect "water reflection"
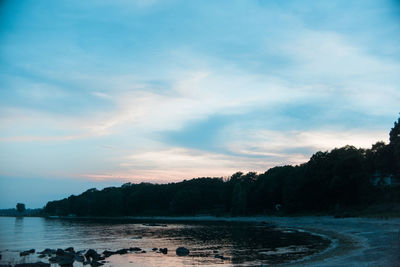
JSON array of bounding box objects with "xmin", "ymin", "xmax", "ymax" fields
[
  {"xmin": 0, "ymin": 217, "xmax": 330, "ymax": 266},
  {"xmin": 14, "ymin": 217, "xmax": 24, "ymax": 234}
]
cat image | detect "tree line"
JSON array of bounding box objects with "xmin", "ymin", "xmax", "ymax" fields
[{"xmin": 43, "ymin": 116, "xmax": 400, "ymax": 216}]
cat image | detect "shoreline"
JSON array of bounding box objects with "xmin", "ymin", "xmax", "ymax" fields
[
  {"xmin": 262, "ymin": 216, "xmax": 400, "ymax": 266},
  {"xmin": 2, "ymin": 215, "xmax": 399, "ymax": 266},
  {"xmin": 46, "ymin": 215, "xmax": 400, "ymax": 266}
]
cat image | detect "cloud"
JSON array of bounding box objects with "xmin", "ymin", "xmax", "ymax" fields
[
  {"xmin": 82, "ymin": 147, "xmax": 290, "ymax": 182},
  {"xmin": 225, "ymin": 128, "xmax": 389, "ymax": 160},
  {"xmin": 277, "ymin": 30, "xmax": 400, "ymax": 114},
  {"xmin": 79, "ymin": 127, "xmax": 388, "ymax": 181},
  {"xmin": 91, "ymin": 91, "xmax": 111, "ymax": 99},
  {"xmin": 1, "ymin": 0, "xmax": 399, "ymax": 185}
]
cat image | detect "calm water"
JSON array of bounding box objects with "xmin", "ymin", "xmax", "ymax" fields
[{"xmin": 0, "ymin": 217, "xmax": 330, "ymax": 266}]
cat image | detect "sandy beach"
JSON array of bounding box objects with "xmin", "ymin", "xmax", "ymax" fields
[{"xmin": 265, "ymin": 216, "xmax": 400, "ymax": 267}]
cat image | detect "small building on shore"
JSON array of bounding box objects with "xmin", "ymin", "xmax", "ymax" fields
[{"xmin": 370, "ymin": 171, "xmax": 400, "ymax": 187}]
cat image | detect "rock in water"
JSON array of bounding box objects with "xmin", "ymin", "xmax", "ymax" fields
[
  {"xmin": 116, "ymin": 249, "xmax": 129, "ymax": 255},
  {"xmin": 57, "ymin": 255, "xmax": 74, "ymax": 266},
  {"xmin": 74, "ymin": 255, "xmax": 85, "ymax": 262},
  {"xmin": 85, "ymin": 249, "xmax": 101, "ymax": 261},
  {"xmin": 20, "ymin": 249, "xmax": 35, "ymax": 256},
  {"xmin": 55, "ymin": 249, "xmax": 65, "ymax": 256},
  {"xmin": 102, "ymin": 250, "xmax": 116, "ymax": 258},
  {"xmin": 176, "ymin": 247, "xmax": 190, "ymax": 256},
  {"xmin": 38, "ymin": 249, "xmax": 55, "ymax": 256},
  {"xmin": 65, "ymin": 247, "xmax": 75, "ymax": 253},
  {"xmin": 49, "ymin": 255, "xmax": 74, "ymax": 266},
  {"xmin": 215, "ymin": 254, "xmax": 230, "ymax": 260},
  {"xmin": 90, "ymin": 261, "xmax": 103, "ymax": 267}
]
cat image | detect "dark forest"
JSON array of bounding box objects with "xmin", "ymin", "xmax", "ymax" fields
[{"xmin": 43, "ymin": 116, "xmax": 400, "ymax": 217}]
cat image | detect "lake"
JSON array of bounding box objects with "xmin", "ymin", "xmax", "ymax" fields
[{"xmin": 0, "ymin": 217, "xmax": 331, "ymax": 266}]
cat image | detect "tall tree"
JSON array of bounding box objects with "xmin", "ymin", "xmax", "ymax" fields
[
  {"xmin": 16, "ymin": 203, "xmax": 25, "ymax": 213},
  {"xmin": 389, "ymin": 115, "xmax": 400, "ymax": 172}
]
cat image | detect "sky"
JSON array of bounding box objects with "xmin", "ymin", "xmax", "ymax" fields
[{"xmin": 1, "ymin": 0, "xmax": 400, "ymax": 208}]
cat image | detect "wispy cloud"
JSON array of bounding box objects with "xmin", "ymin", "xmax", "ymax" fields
[{"xmin": 225, "ymin": 129, "xmax": 388, "ymax": 157}]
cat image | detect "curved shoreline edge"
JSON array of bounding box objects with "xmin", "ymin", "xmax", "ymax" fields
[
  {"xmin": 279, "ymin": 228, "xmax": 341, "ymax": 266},
  {"xmin": 283, "ymin": 226, "xmax": 359, "ymax": 266},
  {"xmin": 10, "ymin": 215, "xmax": 400, "ymax": 266}
]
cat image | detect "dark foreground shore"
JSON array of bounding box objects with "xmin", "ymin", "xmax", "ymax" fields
[
  {"xmin": 141, "ymin": 215, "xmax": 400, "ymax": 266},
  {"xmin": 67, "ymin": 215, "xmax": 400, "ymax": 266},
  {"xmin": 1, "ymin": 216, "xmax": 399, "ymax": 266}
]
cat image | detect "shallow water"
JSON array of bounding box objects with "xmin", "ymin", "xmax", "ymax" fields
[{"xmin": 0, "ymin": 217, "xmax": 330, "ymax": 266}]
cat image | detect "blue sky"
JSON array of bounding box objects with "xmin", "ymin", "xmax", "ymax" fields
[{"xmin": 1, "ymin": 0, "xmax": 400, "ymax": 208}]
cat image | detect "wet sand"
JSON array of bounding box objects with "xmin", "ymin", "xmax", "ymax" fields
[{"xmin": 264, "ymin": 216, "xmax": 400, "ymax": 267}]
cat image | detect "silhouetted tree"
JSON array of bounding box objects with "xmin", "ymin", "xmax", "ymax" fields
[
  {"xmin": 16, "ymin": 203, "xmax": 25, "ymax": 213},
  {"xmin": 389, "ymin": 116, "xmax": 400, "ymax": 172}
]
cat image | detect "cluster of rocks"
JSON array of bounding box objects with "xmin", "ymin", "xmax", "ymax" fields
[
  {"xmin": 19, "ymin": 250, "xmax": 35, "ymax": 257},
  {"xmin": 16, "ymin": 247, "xmax": 105, "ymax": 267},
  {"xmin": 39, "ymin": 247, "xmax": 151, "ymax": 266},
  {"xmin": 47, "ymin": 248, "xmax": 97, "ymax": 266},
  {"xmin": 12, "ymin": 246, "xmax": 192, "ymax": 266},
  {"xmin": 214, "ymin": 254, "xmax": 230, "ymax": 260}
]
